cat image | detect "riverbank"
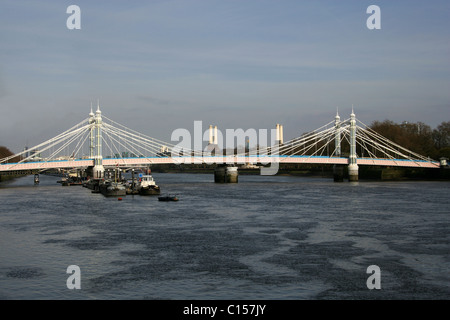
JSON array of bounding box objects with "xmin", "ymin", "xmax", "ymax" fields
[{"xmin": 0, "ymin": 174, "xmax": 23, "ymax": 183}]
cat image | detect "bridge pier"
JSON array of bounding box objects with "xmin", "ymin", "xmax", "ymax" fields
[
  {"xmin": 348, "ymin": 163, "xmax": 359, "ymax": 182},
  {"xmin": 214, "ymin": 165, "xmax": 238, "ymax": 183}
]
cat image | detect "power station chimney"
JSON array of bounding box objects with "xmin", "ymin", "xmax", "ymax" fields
[
  {"xmin": 209, "ymin": 125, "xmax": 213, "ymax": 144},
  {"xmin": 276, "ymin": 124, "xmax": 280, "ymax": 142},
  {"xmin": 279, "ymin": 125, "xmax": 284, "ymax": 144},
  {"xmin": 214, "ymin": 126, "xmax": 218, "ymax": 145}
]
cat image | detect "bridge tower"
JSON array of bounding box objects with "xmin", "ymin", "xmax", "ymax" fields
[
  {"xmin": 93, "ymin": 104, "xmax": 104, "ymax": 179},
  {"xmin": 348, "ymin": 108, "xmax": 359, "ymax": 181},
  {"xmin": 334, "ymin": 110, "xmax": 341, "ymax": 157},
  {"xmin": 333, "ymin": 109, "xmax": 344, "ymax": 182},
  {"xmin": 89, "ymin": 105, "xmax": 95, "ymax": 159}
]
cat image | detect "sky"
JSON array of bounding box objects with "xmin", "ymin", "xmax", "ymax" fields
[{"xmin": 1, "ymin": 0, "xmax": 449, "ymax": 153}]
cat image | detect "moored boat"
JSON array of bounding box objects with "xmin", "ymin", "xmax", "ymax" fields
[
  {"xmin": 137, "ymin": 174, "xmax": 161, "ymax": 195},
  {"xmin": 99, "ymin": 180, "xmax": 127, "ymax": 197}
]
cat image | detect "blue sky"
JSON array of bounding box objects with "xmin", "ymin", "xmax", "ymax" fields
[{"xmin": 1, "ymin": 0, "xmax": 449, "ymax": 151}]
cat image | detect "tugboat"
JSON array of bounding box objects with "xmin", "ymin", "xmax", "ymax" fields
[{"xmin": 137, "ymin": 174, "xmax": 161, "ymax": 195}]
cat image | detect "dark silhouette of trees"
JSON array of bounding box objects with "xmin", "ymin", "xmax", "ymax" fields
[
  {"xmin": 369, "ymin": 120, "xmax": 450, "ymax": 160},
  {"xmin": 432, "ymin": 121, "xmax": 450, "ymax": 159},
  {"xmin": 0, "ymin": 146, "xmax": 21, "ymax": 163}
]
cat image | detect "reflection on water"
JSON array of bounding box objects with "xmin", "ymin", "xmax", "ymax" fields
[{"xmin": 0, "ymin": 173, "xmax": 449, "ymax": 299}]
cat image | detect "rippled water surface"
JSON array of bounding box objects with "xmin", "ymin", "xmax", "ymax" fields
[{"xmin": 0, "ymin": 173, "xmax": 449, "ymax": 299}]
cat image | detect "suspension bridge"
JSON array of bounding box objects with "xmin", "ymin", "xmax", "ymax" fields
[{"xmin": 0, "ymin": 105, "xmax": 440, "ymax": 182}]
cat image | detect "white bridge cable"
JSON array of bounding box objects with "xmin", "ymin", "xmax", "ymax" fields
[
  {"xmin": 31, "ymin": 125, "xmax": 92, "ymax": 171},
  {"xmin": 356, "ymin": 119, "xmax": 430, "ymax": 160},
  {"xmin": 255, "ymin": 127, "xmax": 328, "ymax": 157},
  {"xmin": 103, "ymin": 123, "xmax": 184, "ymax": 156},
  {"xmin": 355, "ymin": 128, "xmax": 400, "ymax": 160},
  {"xmin": 328, "ymin": 126, "xmax": 350, "ymax": 158},
  {"xmin": 104, "ymin": 116, "xmax": 216, "ymax": 160},
  {"xmin": 319, "ymin": 129, "xmax": 343, "ymax": 158},
  {"xmin": 279, "ymin": 120, "xmax": 337, "ymax": 153},
  {"xmin": 102, "ymin": 129, "xmax": 155, "ymax": 163},
  {"xmin": 287, "ymin": 121, "xmax": 347, "ymax": 156},
  {"xmin": 356, "ymin": 129, "xmax": 430, "ymax": 166},
  {"xmin": 0, "ymin": 118, "xmax": 91, "ymax": 164},
  {"xmin": 102, "ymin": 116, "xmax": 180, "ymax": 151},
  {"xmin": 327, "ymin": 122, "xmax": 400, "ymax": 161},
  {"xmin": 296, "ymin": 127, "xmax": 336, "ymax": 157},
  {"xmin": 304, "ymin": 129, "xmax": 336, "ymax": 158},
  {"xmin": 356, "ymin": 120, "xmax": 431, "ymax": 161},
  {"xmin": 44, "ymin": 125, "xmax": 92, "ymax": 162},
  {"xmin": 102, "ymin": 125, "xmax": 159, "ymax": 157},
  {"xmin": 356, "ymin": 136, "xmax": 391, "ymax": 162},
  {"xmin": 102, "ymin": 121, "xmax": 206, "ymax": 161},
  {"xmin": 101, "ymin": 131, "xmax": 151, "ymax": 166},
  {"xmin": 70, "ymin": 128, "xmax": 92, "ymax": 160},
  {"xmin": 276, "ymin": 125, "xmax": 339, "ymax": 158},
  {"xmin": 355, "ymin": 130, "xmax": 379, "ymax": 160},
  {"xmin": 102, "ymin": 125, "xmax": 204, "ymax": 164},
  {"xmin": 2, "ymin": 124, "xmax": 91, "ymax": 171},
  {"xmin": 102, "ymin": 123, "xmax": 179, "ymax": 157},
  {"xmin": 233, "ymin": 119, "xmax": 337, "ymax": 158}
]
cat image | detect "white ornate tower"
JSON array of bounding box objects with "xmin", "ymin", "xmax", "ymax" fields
[
  {"xmin": 89, "ymin": 104, "xmax": 95, "ymax": 159},
  {"xmin": 333, "ymin": 109, "xmax": 344, "ymax": 182},
  {"xmin": 93, "ymin": 102, "xmax": 104, "ymax": 179},
  {"xmin": 348, "ymin": 107, "xmax": 359, "ymax": 181},
  {"xmin": 334, "ymin": 109, "xmax": 341, "ymax": 157}
]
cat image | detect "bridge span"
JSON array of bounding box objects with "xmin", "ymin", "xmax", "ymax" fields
[
  {"xmin": 0, "ymin": 105, "xmax": 442, "ymax": 182},
  {"xmin": 0, "ymin": 155, "xmax": 439, "ymax": 173}
]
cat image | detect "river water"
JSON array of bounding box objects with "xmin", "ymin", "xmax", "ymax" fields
[{"xmin": 0, "ymin": 173, "xmax": 449, "ymax": 300}]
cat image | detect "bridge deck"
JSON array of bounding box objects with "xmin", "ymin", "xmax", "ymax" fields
[{"xmin": 0, "ymin": 155, "xmax": 440, "ymax": 172}]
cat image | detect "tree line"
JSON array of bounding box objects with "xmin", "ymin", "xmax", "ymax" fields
[
  {"xmin": 370, "ymin": 120, "xmax": 450, "ymax": 160},
  {"xmin": 0, "ymin": 146, "xmax": 21, "ymax": 163}
]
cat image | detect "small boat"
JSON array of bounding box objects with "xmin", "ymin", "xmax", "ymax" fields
[
  {"xmin": 60, "ymin": 177, "xmax": 70, "ymax": 186},
  {"xmin": 60, "ymin": 176, "xmax": 82, "ymax": 186},
  {"xmin": 158, "ymin": 195, "xmax": 179, "ymax": 202},
  {"xmin": 68, "ymin": 178, "xmax": 83, "ymax": 186},
  {"xmin": 137, "ymin": 174, "xmax": 161, "ymax": 195},
  {"xmin": 34, "ymin": 174, "xmax": 39, "ymax": 184}
]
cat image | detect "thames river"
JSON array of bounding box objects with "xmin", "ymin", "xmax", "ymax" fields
[{"xmin": 0, "ymin": 173, "xmax": 449, "ymax": 299}]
